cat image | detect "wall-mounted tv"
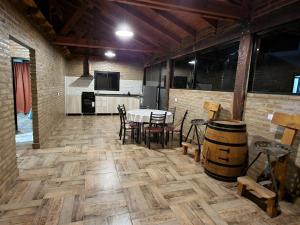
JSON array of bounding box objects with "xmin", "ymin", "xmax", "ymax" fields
[{"xmin": 94, "ymin": 71, "xmax": 120, "ymax": 91}]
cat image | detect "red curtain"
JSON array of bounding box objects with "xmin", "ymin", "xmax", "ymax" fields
[{"xmin": 13, "ymin": 62, "xmax": 32, "ymax": 114}]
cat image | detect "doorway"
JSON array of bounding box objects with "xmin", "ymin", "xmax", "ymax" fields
[{"xmin": 9, "ymin": 39, "xmax": 33, "ymax": 144}]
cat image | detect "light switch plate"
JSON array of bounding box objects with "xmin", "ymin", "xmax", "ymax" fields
[
  {"xmin": 175, "ymin": 98, "xmax": 178, "ymax": 102},
  {"xmin": 267, "ymin": 113, "xmax": 273, "ymax": 121}
]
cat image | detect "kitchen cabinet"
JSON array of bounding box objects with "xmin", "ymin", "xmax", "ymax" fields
[
  {"xmin": 66, "ymin": 94, "xmax": 140, "ymax": 114},
  {"xmin": 66, "ymin": 95, "xmax": 81, "ymax": 114}
]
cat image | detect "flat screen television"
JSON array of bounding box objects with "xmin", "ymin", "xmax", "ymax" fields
[{"xmin": 94, "ymin": 71, "xmax": 120, "ymax": 91}]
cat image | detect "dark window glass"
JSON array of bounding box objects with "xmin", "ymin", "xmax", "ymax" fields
[
  {"xmin": 173, "ymin": 54, "xmax": 196, "ymax": 89},
  {"xmin": 249, "ymin": 21, "xmax": 300, "ymax": 95},
  {"xmin": 94, "ymin": 71, "xmax": 120, "ymax": 91},
  {"xmin": 195, "ymin": 43, "xmax": 239, "ymax": 91}
]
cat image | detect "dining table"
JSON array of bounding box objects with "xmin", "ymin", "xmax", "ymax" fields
[{"xmin": 127, "ymin": 109, "xmax": 173, "ymax": 143}]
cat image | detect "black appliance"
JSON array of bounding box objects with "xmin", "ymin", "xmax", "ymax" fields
[{"xmin": 81, "ymin": 92, "xmax": 95, "ymax": 114}]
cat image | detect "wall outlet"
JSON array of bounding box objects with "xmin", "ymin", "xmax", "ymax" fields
[
  {"xmin": 175, "ymin": 98, "xmax": 178, "ymax": 102},
  {"xmin": 57, "ymin": 92, "xmax": 60, "ymax": 96},
  {"xmin": 267, "ymin": 113, "xmax": 273, "ymax": 121}
]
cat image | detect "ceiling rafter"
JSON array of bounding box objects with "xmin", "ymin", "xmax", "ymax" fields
[
  {"xmin": 108, "ymin": 0, "xmax": 243, "ymax": 20},
  {"xmin": 114, "ymin": 3, "xmax": 182, "ymax": 44},
  {"xmin": 152, "ymin": 9, "xmax": 196, "ymax": 36},
  {"xmin": 52, "ymin": 36, "xmax": 163, "ymax": 53},
  {"xmin": 96, "ymin": 1, "xmax": 171, "ymax": 50},
  {"xmin": 60, "ymin": 0, "xmax": 95, "ymax": 35},
  {"xmin": 91, "ymin": 14, "xmax": 156, "ymax": 51}
]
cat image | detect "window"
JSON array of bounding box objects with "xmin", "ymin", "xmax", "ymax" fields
[
  {"xmin": 194, "ymin": 43, "xmax": 239, "ymax": 91},
  {"xmin": 173, "ymin": 54, "xmax": 196, "ymax": 89},
  {"xmin": 248, "ymin": 20, "xmax": 300, "ymax": 95},
  {"xmin": 94, "ymin": 71, "xmax": 120, "ymax": 91},
  {"xmin": 293, "ymin": 75, "xmax": 300, "ymax": 94}
]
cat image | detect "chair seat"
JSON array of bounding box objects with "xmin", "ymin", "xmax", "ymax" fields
[
  {"xmin": 166, "ymin": 125, "xmax": 180, "ymax": 132},
  {"xmin": 124, "ymin": 123, "xmax": 138, "ymax": 129},
  {"xmin": 145, "ymin": 126, "xmax": 164, "ymax": 133}
]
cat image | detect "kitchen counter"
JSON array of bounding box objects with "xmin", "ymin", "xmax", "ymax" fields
[{"xmin": 94, "ymin": 93, "xmax": 142, "ymax": 97}]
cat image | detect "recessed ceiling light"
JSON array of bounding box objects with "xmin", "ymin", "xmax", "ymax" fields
[
  {"xmin": 188, "ymin": 60, "xmax": 196, "ymax": 65},
  {"xmin": 104, "ymin": 50, "xmax": 116, "ymax": 58},
  {"xmin": 115, "ymin": 24, "xmax": 134, "ymax": 40}
]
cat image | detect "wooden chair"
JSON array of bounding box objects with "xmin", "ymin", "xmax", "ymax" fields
[
  {"xmin": 144, "ymin": 112, "xmax": 167, "ymax": 149},
  {"xmin": 117, "ymin": 105, "xmax": 138, "ymax": 144},
  {"xmin": 165, "ymin": 110, "xmax": 188, "ymax": 147},
  {"xmin": 238, "ymin": 112, "xmax": 300, "ymax": 217},
  {"xmin": 270, "ymin": 112, "xmax": 300, "ymax": 199},
  {"xmin": 203, "ymin": 101, "xmax": 220, "ymax": 121},
  {"xmin": 182, "ymin": 101, "xmax": 220, "ymax": 162}
]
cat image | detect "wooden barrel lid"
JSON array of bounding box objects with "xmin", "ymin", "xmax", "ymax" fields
[{"xmin": 209, "ymin": 120, "xmax": 246, "ymax": 129}]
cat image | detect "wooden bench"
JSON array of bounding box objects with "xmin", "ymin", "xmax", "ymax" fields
[
  {"xmin": 237, "ymin": 176, "xmax": 278, "ymax": 217},
  {"xmin": 182, "ymin": 142, "xmax": 200, "ymax": 162}
]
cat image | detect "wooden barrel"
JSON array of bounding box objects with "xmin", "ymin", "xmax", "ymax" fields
[{"xmin": 202, "ymin": 120, "xmax": 248, "ymax": 181}]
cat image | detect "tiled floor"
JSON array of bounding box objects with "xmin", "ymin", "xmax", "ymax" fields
[
  {"xmin": 2, "ymin": 115, "xmax": 300, "ymax": 225},
  {"xmin": 16, "ymin": 113, "xmax": 33, "ymax": 143}
]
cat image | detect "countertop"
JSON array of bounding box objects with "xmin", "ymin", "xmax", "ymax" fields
[{"xmin": 95, "ymin": 93, "xmax": 142, "ymax": 97}]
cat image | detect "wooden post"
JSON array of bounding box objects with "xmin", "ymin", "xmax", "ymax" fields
[
  {"xmin": 165, "ymin": 59, "xmax": 172, "ymax": 108},
  {"xmin": 232, "ymin": 33, "xmax": 253, "ymax": 120}
]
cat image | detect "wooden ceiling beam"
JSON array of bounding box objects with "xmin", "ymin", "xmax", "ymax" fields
[
  {"xmin": 96, "ymin": 1, "xmax": 171, "ymax": 51},
  {"xmin": 115, "ymin": 3, "xmax": 181, "ymax": 44},
  {"xmin": 153, "ymin": 10, "xmax": 196, "ymax": 36},
  {"xmin": 88, "ymin": 10, "xmax": 157, "ymax": 50},
  {"xmin": 108, "ymin": 0, "xmax": 242, "ymax": 20},
  {"xmin": 52, "ymin": 36, "xmax": 162, "ymax": 53},
  {"xmin": 60, "ymin": 0, "xmax": 94, "ymax": 35}
]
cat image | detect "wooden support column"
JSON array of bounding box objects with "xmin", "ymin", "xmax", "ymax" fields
[
  {"xmin": 165, "ymin": 59, "xmax": 172, "ymax": 108},
  {"xmin": 232, "ymin": 33, "xmax": 253, "ymax": 120}
]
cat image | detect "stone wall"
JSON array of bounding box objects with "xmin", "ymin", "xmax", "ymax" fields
[
  {"xmin": 0, "ymin": 0, "xmax": 66, "ymax": 197},
  {"xmin": 244, "ymin": 93, "xmax": 300, "ymax": 195}
]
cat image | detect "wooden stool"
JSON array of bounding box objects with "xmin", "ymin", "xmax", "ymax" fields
[
  {"xmin": 237, "ymin": 176, "xmax": 277, "ymax": 217},
  {"xmin": 183, "ymin": 101, "xmax": 220, "ymax": 162},
  {"xmin": 182, "ymin": 142, "xmax": 200, "ymax": 162}
]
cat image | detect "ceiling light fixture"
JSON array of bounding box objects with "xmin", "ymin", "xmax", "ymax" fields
[
  {"xmin": 188, "ymin": 60, "xmax": 196, "ymax": 65},
  {"xmin": 104, "ymin": 50, "xmax": 116, "ymax": 58},
  {"xmin": 115, "ymin": 24, "xmax": 134, "ymax": 40}
]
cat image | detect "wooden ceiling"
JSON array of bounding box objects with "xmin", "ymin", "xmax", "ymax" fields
[{"xmin": 13, "ymin": 0, "xmax": 298, "ymax": 62}]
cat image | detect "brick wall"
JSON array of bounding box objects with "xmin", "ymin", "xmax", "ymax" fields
[
  {"xmin": 244, "ymin": 93, "xmax": 300, "ymax": 195},
  {"xmin": 0, "ymin": 0, "xmax": 66, "ymax": 197},
  {"xmin": 169, "ymin": 89, "xmax": 233, "ymax": 136},
  {"xmin": 67, "ymin": 58, "xmax": 143, "ymax": 80}
]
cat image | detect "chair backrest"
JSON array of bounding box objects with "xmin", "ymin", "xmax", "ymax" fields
[
  {"xmin": 180, "ymin": 110, "xmax": 188, "ymax": 131},
  {"xmin": 271, "ymin": 112, "xmax": 300, "ymax": 145},
  {"xmin": 149, "ymin": 112, "xmax": 167, "ymax": 127},
  {"xmin": 203, "ymin": 101, "xmax": 220, "ymax": 120},
  {"xmin": 117, "ymin": 105, "xmax": 126, "ymax": 126},
  {"xmin": 119, "ymin": 104, "xmax": 127, "ymax": 120},
  {"xmin": 168, "ymin": 107, "xmax": 176, "ymax": 124}
]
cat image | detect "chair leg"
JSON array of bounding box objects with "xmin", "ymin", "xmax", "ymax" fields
[
  {"xmin": 148, "ymin": 131, "xmax": 151, "ymax": 149},
  {"xmin": 123, "ymin": 128, "xmax": 126, "ymax": 144},
  {"xmin": 179, "ymin": 130, "xmax": 183, "ymax": 147},
  {"xmin": 119, "ymin": 126, "xmax": 122, "ymax": 140},
  {"xmin": 165, "ymin": 131, "xmax": 169, "ymax": 145},
  {"xmin": 131, "ymin": 129, "xmax": 134, "ymax": 143},
  {"xmin": 161, "ymin": 131, "xmax": 164, "ymax": 149}
]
